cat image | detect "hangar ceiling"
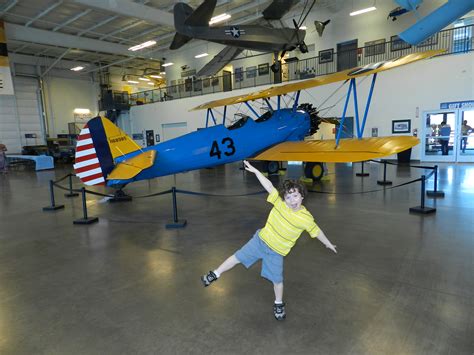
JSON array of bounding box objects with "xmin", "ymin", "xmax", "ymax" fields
[{"xmin": 0, "ymin": 0, "xmax": 344, "ymax": 74}]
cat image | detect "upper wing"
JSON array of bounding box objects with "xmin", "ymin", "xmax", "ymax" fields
[
  {"xmin": 262, "ymin": 0, "xmax": 298, "ymax": 20},
  {"xmin": 197, "ymin": 46, "xmax": 244, "ymax": 77},
  {"xmin": 191, "ymin": 49, "xmax": 445, "ymax": 111},
  {"xmin": 252, "ymin": 136, "xmax": 420, "ymax": 163}
]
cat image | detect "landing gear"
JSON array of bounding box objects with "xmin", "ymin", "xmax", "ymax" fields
[
  {"xmin": 109, "ymin": 188, "xmax": 132, "ymax": 202},
  {"xmin": 304, "ymin": 162, "xmax": 324, "ymax": 181},
  {"xmin": 265, "ymin": 160, "xmax": 280, "ymax": 175},
  {"xmin": 299, "ymin": 43, "xmax": 308, "ymax": 53}
]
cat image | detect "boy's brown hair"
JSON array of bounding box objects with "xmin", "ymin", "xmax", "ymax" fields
[{"xmin": 278, "ymin": 179, "xmax": 307, "ymax": 200}]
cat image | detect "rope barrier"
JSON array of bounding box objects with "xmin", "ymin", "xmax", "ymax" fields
[{"xmin": 308, "ymin": 176, "xmax": 422, "ymax": 195}]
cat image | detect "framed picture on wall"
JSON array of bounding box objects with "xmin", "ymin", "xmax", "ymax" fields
[
  {"xmin": 390, "ymin": 35, "xmax": 411, "ymax": 51},
  {"xmin": 203, "ymin": 78, "xmax": 210, "ymax": 88},
  {"xmin": 392, "ymin": 119, "xmax": 411, "ymax": 134},
  {"xmin": 258, "ymin": 63, "xmax": 269, "ymax": 76},
  {"xmin": 365, "ymin": 39, "xmax": 385, "ymax": 57},
  {"xmin": 211, "ymin": 76, "xmax": 219, "ymax": 86},
  {"xmin": 318, "ymin": 48, "xmax": 333, "ymax": 64},
  {"xmin": 246, "ymin": 66, "xmax": 257, "ymax": 78},
  {"xmin": 235, "ymin": 67, "xmax": 243, "ymax": 82}
]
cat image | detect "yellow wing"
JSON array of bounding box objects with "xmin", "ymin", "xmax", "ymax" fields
[
  {"xmin": 252, "ymin": 136, "xmax": 419, "ymax": 163},
  {"xmin": 191, "ymin": 49, "xmax": 445, "ymax": 111}
]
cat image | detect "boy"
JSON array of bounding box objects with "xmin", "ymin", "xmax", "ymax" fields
[{"xmin": 201, "ymin": 160, "xmax": 337, "ymax": 320}]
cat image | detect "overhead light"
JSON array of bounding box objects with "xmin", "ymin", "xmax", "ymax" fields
[
  {"xmin": 350, "ymin": 6, "xmax": 376, "ymax": 16},
  {"xmin": 128, "ymin": 40, "xmax": 157, "ymax": 51},
  {"xmin": 127, "ymin": 80, "xmax": 139, "ymax": 84},
  {"xmin": 299, "ymin": 26, "xmax": 307, "ymax": 30},
  {"xmin": 150, "ymin": 75, "xmax": 162, "ymax": 78},
  {"xmin": 70, "ymin": 66, "xmax": 84, "ymax": 71},
  {"xmin": 195, "ymin": 53, "xmax": 209, "ymax": 58},
  {"xmin": 162, "ymin": 62, "xmax": 174, "ymax": 67},
  {"xmin": 73, "ymin": 108, "xmax": 90, "ymax": 114},
  {"xmin": 147, "ymin": 82, "xmax": 155, "ymax": 85},
  {"xmin": 160, "ymin": 71, "xmax": 166, "ymax": 75},
  {"xmin": 138, "ymin": 77, "xmax": 150, "ymax": 81},
  {"xmin": 209, "ymin": 13, "xmax": 231, "ymax": 25}
]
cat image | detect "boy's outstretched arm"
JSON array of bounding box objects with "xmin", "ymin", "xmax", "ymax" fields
[
  {"xmin": 316, "ymin": 230, "xmax": 337, "ymax": 253},
  {"xmin": 243, "ymin": 160, "xmax": 274, "ymax": 194}
]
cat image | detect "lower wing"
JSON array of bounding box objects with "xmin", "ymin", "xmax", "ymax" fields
[{"xmin": 252, "ymin": 136, "xmax": 419, "ymax": 163}]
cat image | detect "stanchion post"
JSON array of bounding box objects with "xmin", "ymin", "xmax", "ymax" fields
[
  {"xmin": 356, "ymin": 161, "xmax": 369, "ymax": 177},
  {"xmin": 73, "ymin": 187, "xmax": 99, "ymax": 224},
  {"xmin": 426, "ymin": 165, "xmax": 445, "ymax": 198},
  {"xmin": 377, "ymin": 160, "xmax": 392, "ymax": 185},
  {"xmin": 43, "ymin": 180, "xmax": 65, "ymax": 211},
  {"xmin": 64, "ymin": 174, "xmax": 79, "ymax": 198},
  {"xmin": 166, "ymin": 187, "xmax": 187, "ymax": 229},
  {"xmin": 410, "ymin": 175, "xmax": 436, "ymax": 214}
]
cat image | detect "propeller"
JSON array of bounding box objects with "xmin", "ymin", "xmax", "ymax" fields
[
  {"xmin": 292, "ymin": 19, "xmax": 308, "ymax": 53},
  {"xmin": 298, "ymin": 103, "xmax": 323, "ymax": 135}
]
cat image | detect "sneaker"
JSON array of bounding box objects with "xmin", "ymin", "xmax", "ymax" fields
[
  {"xmin": 273, "ymin": 302, "xmax": 286, "ymax": 320},
  {"xmin": 201, "ymin": 271, "xmax": 218, "ymax": 287}
]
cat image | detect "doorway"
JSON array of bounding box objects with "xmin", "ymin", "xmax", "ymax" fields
[
  {"xmin": 222, "ymin": 70, "xmax": 232, "ymax": 92},
  {"xmin": 421, "ymin": 108, "xmax": 474, "ymax": 162},
  {"xmin": 337, "ymin": 39, "xmax": 358, "ymax": 71}
]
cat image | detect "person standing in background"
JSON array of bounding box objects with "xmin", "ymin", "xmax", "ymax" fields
[{"xmin": 0, "ymin": 144, "xmax": 8, "ymax": 174}]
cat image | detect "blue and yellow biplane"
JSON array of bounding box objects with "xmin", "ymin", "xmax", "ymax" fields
[{"xmin": 73, "ymin": 50, "xmax": 443, "ymax": 188}]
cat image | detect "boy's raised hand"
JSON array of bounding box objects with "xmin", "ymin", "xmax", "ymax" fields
[
  {"xmin": 243, "ymin": 160, "xmax": 258, "ymax": 174},
  {"xmin": 326, "ymin": 244, "xmax": 337, "ymax": 254}
]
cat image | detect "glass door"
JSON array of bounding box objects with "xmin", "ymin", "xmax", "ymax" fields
[
  {"xmin": 457, "ymin": 109, "xmax": 474, "ymax": 162},
  {"xmin": 422, "ymin": 109, "xmax": 457, "ymax": 162}
]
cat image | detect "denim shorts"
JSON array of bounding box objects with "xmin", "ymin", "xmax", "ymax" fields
[{"xmin": 235, "ymin": 230, "xmax": 284, "ymax": 284}]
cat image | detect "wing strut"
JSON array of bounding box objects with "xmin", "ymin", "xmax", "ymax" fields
[
  {"xmin": 335, "ymin": 74, "xmax": 377, "ymax": 147},
  {"xmin": 245, "ymin": 102, "xmax": 260, "ymax": 119},
  {"xmin": 206, "ymin": 108, "xmax": 217, "ymax": 127},
  {"xmin": 292, "ymin": 90, "xmax": 301, "ymax": 111}
]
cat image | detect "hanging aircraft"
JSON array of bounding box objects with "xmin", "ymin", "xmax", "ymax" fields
[
  {"xmin": 169, "ymin": 0, "xmax": 315, "ymax": 76},
  {"xmin": 73, "ymin": 50, "xmax": 444, "ymax": 190},
  {"xmin": 396, "ymin": 0, "xmax": 474, "ymax": 45}
]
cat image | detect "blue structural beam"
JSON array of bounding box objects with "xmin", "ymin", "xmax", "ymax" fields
[
  {"xmin": 264, "ymin": 98, "xmax": 273, "ymax": 112},
  {"xmin": 222, "ymin": 106, "xmax": 227, "ymax": 125},
  {"xmin": 351, "ymin": 78, "xmax": 362, "ymax": 138},
  {"xmin": 292, "ymin": 90, "xmax": 301, "ymax": 111},
  {"xmin": 360, "ymin": 74, "xmax": 377, "ymax": 136},
  {"xmin": 245, "ymin": 101, "xmax": 260, "ymax": 119},
  {"xmin": 335, "ymin": 80, "xmax": 354, "ymax": 147},
  {"xmin": 399, "ymin": 0, "xmax": 474, "ymax": 45}
]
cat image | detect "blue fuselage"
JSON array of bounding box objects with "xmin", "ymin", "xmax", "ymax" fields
[{"xmin": 109, "ymin": 109, "xmax": 310, "ymax": 186}]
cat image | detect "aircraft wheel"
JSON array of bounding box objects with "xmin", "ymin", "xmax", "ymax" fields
[
  {"xmin": 265, "ymin": 161, "xmax": 280, "ymax": 175},
  {"xmin": 304, "ymin": 162, "xmax": 324, "ymax": 181},
  {"xmin": 270, "ymin": 63, "xmax": 280, "ymax": 73},
  {"xmin": 299, "ymin": 43, "xmax": 308, "ymax": 53}
]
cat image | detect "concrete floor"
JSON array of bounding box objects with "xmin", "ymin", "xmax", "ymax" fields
[{"xmin": 0, "ymin": 161, "xmax": 473, "ymax": 355}]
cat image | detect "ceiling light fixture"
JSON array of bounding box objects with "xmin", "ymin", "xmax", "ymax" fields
[
  {"xmin": 138, "ymin": 77, "xmax": 150, "ymax": 81},
  {"xmin": 70, "ymin": 66, "xmax": 84, "ymax": 71},
  {"xmin": 195, "ymin": 53, "xmax": 209, "ymax": 58},
  {"xmin": 299, "ymin": 26, "xmax": 307, "ymax": 30},
  {"xmin": 150, "ymin": 75, "xmax": 162, "ymax": 78},
  {"xmin": 128, "ymin": 40, "xmax": 157, "ymax": 51},
  {"xmin": 162, "ymin": 62, "xmax": 174, "ymax": 67},
  {"xmin": 209, "ymin": 13, "xmax": 231, "ymax": 25},
  {"xmin": 73, "ymin": 108, "xmax": 90, "ymax": 114},
  {"xmin": 350, "ymin": 6, "xmax": 376, "ymax": 16},
  {"xmin": 160, "ymin": 71, "xmax": 166, "ymax": 75},
  {"xmin": 147, "ymin": 82, "xmax": 155, "ymax": 85},
  {"xmin": 127, "ymin": 80, "xmax": 139, "ymax": 84}
]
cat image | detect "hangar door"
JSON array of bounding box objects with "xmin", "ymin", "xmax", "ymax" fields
[
  {"xmin": 162, "ymin": 122, "xmax": 187, "ymax": 142},
  {"xmin": 0, "ymin": 76, "xmax": 43, "ymax": 154}
]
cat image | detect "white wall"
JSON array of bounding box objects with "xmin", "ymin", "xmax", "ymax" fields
[
  {"xmin": 128, "ymin": 52, "xmax": 474, "ymax": 160},
  {"xmin": 43, "ymin": 76, "xmax": 99, "ymax": 137}
]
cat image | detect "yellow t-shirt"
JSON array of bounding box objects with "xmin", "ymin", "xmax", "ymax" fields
[{"xmin": 259, "ymin": 189, "xmax": 320, "ymax": 256}]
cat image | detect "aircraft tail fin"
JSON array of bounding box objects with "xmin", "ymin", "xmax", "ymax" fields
[
  {"xmin": 73, "ymin": 116, "xmax": 141, "ymax": 186},
  {"xmin": 170, "ymin": 32, "xmax": 193, "ymax": 50},
  {"xmin": 183, "ymin": 0, "xmax": 216, "ymax": 27}
]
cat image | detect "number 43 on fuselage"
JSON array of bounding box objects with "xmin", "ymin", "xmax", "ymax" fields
[{"xmin": 73, "ymin": 49, "xmax": 444, "ymax": 187}]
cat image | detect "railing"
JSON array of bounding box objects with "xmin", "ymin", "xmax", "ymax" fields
[{"xmin": 129, "ymin": 24, "xmax": 473, "ymax": 107}]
